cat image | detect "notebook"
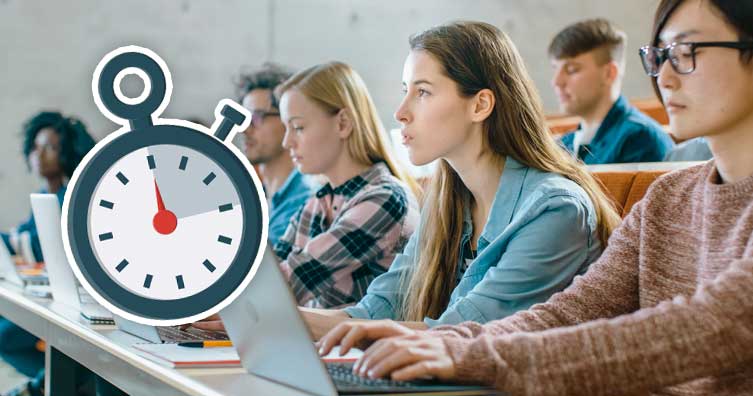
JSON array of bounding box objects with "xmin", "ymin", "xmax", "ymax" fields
[{"xmin": 132, "ymin": 344, "xmax": 362, "ymax": 369}]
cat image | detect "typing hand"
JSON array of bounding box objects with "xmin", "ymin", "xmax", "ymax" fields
[
  {"xmin": 353, "ymin": 332, "xmax": 456, "ymax": 382},
  {"xmin": 315, "ymin": 320, "xmax": 414, "ymax": 357},
  {"xmin": 182, "ymin": 313, "xmax": 225, "ymax": 331}
]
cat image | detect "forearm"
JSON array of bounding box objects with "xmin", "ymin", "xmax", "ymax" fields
[
  {"xmin": 300, "ymin": 308, "xmax": 352, "ymax": 340},
  {"xmin": 443, "ymin": 258, "xmax": 753, "ymax": 395},
  {"xmin": 395, "ymin": 321, "xmax": 427, "ymax": 331}
]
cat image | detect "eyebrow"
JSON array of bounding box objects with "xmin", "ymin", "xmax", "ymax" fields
[
  {"xmin": 402, "ymin": 79, "xmax": 434, "ymax": 86},
  {"xmin": 659, "ymin": 29, "xmax": 701, "ymax": 45}
]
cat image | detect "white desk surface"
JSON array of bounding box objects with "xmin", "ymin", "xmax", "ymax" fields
[{"xmin": 0, "ymin": 280, "xmax": 309, "ymax": 396}]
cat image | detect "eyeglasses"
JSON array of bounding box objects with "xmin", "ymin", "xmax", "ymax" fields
[
  {"xmin": 639, "ymin": 41, "xmax": 753, "ymax": 77},
  {"xmin": 249, "ymin": 110, "xmax": 280, "ymax": 127}
]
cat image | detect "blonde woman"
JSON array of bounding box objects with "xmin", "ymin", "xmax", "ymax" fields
[
  {"xmin": 193, "ymin": 62, "xmax": 420, "ymax": 331},
  {"xmin": 305, "ymin": 21, "xmax": 621, "ymax": 341},
  {"xmin": 269, "ymin": 62, "xmax": 421, "ymax": 309}
]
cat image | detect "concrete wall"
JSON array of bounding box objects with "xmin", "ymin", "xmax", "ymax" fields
[{"xmin": 0, "ymin": 0, "xmax": 660, "ymax": 228}]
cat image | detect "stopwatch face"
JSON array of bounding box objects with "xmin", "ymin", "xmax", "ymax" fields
[
  {"xmin": 66, "ymin": 47, "xmax": 262, "ymax": 324},
  {"xmin": 66, "ymin": 123, "xmax": 265, "ymax": 322},
  {"xmin": 88, "ymin": 144, "xmax": 243, "ymax": 300}
]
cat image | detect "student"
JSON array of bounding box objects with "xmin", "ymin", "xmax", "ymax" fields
[
  {"xmin": 286, "ymin": 21, "xmax": 621, "ymax": 340},
  {"xmin": 551, "ymin": 18, "xmax": 675, "ymax": 164},
  {"xmin": 1, "ymin": 111, "xmax": 95, "ymax": 395},
  {"xmin": 262, "ymin": 62, "xmax": 422, "ymax": 309},
  {"xmin": 236, "ymin": 63, "xmax": 316, "ymax": 246},
  {"xmin": 320, "ymin": 2, "xmax": 753, "ymax": 394},
  {"xmin": 1, "ymin": 112, "xmax": 94, "ymax": 263}
]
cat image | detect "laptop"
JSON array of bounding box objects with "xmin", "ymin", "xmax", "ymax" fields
[
  {"xmin": 30, "ymin": 193, "xmax": 113, "ymax": 324},
  {"xmin": 220, "ymin": 247, "xmax": 498, "ymax": 396},
  {"xmin": 113, "ymin": 315, "xmax": 229, "ymax": 344},
  {"xmin": 0, "ymin": 239, "xmax": 51, "ymax": 297}
]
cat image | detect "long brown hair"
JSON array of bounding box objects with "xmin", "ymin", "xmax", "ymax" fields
[
  {"xmin": 400, "ymin": 21, "xmax": 621, "ymax": 321},
  {"xmin": 276, "ymin": 62, "xmax": 421, "ymax": 199}
]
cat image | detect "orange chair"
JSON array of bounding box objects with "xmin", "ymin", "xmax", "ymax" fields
[
  {"xmin": 593, "ymin": 171, "xmax": 666, "ymax": 217},
  {"xmin": 419, "ymin": 170, "xmax": 665, "ymax": 218}
]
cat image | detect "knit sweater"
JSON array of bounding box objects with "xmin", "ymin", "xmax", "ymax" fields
[{"xmin": 432, "ymin": 161, "xmax": 753, "ymax": 396}]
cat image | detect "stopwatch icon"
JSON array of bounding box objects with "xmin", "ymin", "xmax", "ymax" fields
[{"xmin": 62, "ymin": 46, "xmax": 268, "ymax": 326}]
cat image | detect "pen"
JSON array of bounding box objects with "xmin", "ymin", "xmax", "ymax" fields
[{"xmin": 177, "ymin": 340, "xmax": 233, "ymax": 348}]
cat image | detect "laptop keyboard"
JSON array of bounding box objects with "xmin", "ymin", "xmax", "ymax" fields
[
  {"xmin": 327, "ymin": 363, "xmax": 421, "ymax": 390},
  {"xmin": 157, "ymin": 326, "xmax": 229, "ymax": 342}
]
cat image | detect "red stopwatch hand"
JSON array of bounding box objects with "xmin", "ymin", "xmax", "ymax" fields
[{"xmin": 152, "ymin": 179, "xmax": 178, "ymax": 235}]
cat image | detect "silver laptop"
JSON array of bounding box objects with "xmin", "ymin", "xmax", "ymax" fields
[
  {"xmin": 113, "ymin": 314, "xmax": 229, "ymax": 344},
  {"xmin": 0, "ymin": 241, "xmax": 50, "ymax": 296},
  {"xmin": 30, "ymin": 193, "xmax": 113, "ymax": 323},
  {"xmin": 220, "ymin": 247, "xmax": 497, "ymax": 396}
]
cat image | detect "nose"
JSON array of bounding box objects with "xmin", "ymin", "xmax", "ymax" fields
[
  {"xmin": 552, "ymin": 68, "xmax": 566, "ymax": 89},
  {"xmin": 656, "ymin": 57, "xmax": 679, "ymax": 93},
  {"xmin": 243, "ymin": 124, "xmax": 255, "ymax": 138},
  {"xmin": 394, "ymin": 96, "xmax": 412, "ymax": 126},
  {"xmin": 281, "ymin": 127, "xmax": 294, "ymax": 150}
]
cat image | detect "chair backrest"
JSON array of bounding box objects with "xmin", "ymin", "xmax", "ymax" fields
[{"xmin": 593, "ymin": 170, "xmax": 667, "ymax": 217}]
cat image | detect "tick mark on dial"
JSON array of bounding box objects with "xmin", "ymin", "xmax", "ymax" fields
[
  {"xmin": 115, "ymin": 259, "xmax": 129, "ymax": 272},
  {"xmin": 202, "ymin": 259, "xmax": 216, "ymax": 272},
  {"xmin": 116, "ymin": 172, "xmax": 129, "ymax": 185},
  {"xmin": 143, "ymin": 274, "xmax": 153, "ymax": 289}
]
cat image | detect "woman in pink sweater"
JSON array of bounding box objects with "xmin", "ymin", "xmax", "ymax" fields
[{"xmin": 317, "ymin": 0, "xmax": 753, "ymax": 394}]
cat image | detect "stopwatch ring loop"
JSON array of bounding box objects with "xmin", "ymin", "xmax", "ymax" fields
[{"xmin": 98, "ymin": 52, "xmax": 167, "ymax": 126}]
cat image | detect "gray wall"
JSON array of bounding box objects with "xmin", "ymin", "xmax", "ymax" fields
[{"xmin": 0, "ymin": 0, "xmax": 660, "ymax": 228}]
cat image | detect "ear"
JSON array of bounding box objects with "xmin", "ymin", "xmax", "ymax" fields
[
  {"xmin": 469, "ymin": 88, "xmax": 495, "ymax": 123},
  {"xmin": 604, "ymin": 61, "xmax": 620, "ymax": 85},
  {"xmin": 335, "ymin": 108, "xmax": 354, "ymax": 139}
]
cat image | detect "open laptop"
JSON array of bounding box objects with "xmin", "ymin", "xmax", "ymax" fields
[
  {"xmin": 30, "ymin": 193, "xmax": 113, "ymax": 324},
  {"xmin": 0, "ymin": 241, "xmax": 51, "ymax": 297},
  {"xmin": 113, "ymin": 315, "xmax": 229, "ymax": 344},
  {"xmin": 220, "ymin": 247, "xmax": 498, "ymax": 396}
]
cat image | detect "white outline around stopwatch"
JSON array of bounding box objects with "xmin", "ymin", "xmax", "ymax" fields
[{"xmin": 61, "ymin": 45, "xmax": 268, "ymax": 327}]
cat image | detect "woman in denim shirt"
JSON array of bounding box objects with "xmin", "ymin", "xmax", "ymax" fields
[{"xmin": 306, "ymin": 21, "xmax": 621, "ymax": 342}]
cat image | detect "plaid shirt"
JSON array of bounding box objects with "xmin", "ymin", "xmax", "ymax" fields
[{"xmin": 273, "ymin": 162, "xmax": 419, "ymax": 308}]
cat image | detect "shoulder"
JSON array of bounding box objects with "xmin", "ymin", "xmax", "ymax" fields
[
  {"xmin": 641, "ymin": 161, "xmax": 710, "ymax": 201},
  {"xmin": 516, "ymin": 168, "xmax": 594, "ymax": 222},
  {"xmin": 356, "ymin": 165, "xmax": 416, "ymax": 207},
  {"xmin": 346, "ymin": 175, "xmax": 415, "ymax": 221},
  {"xmin": 620, "ymin": 108, "xmax": 672, "ymax": 144}
]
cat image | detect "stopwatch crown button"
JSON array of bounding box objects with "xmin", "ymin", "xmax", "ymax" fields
[{"xmin": 221, "ymin": 105, "xmax": 246, "ymax": 126}]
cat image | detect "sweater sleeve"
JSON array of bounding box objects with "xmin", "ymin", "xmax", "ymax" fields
[
  {"xmin": 442, "ymin": 254, "xmax": 753, "ymax": 395},
  {"xmin": 431, "ymin": 198, "xmax": 645, "ymax": 340}
]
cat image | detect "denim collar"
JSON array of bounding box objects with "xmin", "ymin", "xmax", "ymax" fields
[{"xmin": 461, "ymin": 156, "xmax": 529, "ymax": 253}]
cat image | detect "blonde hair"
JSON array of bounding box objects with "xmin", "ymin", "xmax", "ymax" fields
[
  {"xmin": 400, "ymin": 22, "xmax": 622, "ymax": 322},
  {"xmin": 276, "ymin": 62, "xmax": 421, "ymax": 199}
]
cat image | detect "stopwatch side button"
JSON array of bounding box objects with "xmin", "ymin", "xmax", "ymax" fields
[{"xmin": 213, "ymin": 104, "xmax": 247, "ymax": 141}]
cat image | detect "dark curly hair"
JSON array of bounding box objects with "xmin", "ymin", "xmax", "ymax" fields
[
  {"xmin": 22, "ymin": 111, "xmax": 96, "ymax": 178},
  {"xmin": 234, "ymin": 62, "xmax": 294, "ymax": 109}
]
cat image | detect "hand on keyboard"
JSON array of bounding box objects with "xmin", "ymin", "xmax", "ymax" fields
[
  {"xmin": 181, "ymin": 313, "xmax": 225, "ymax": 332},
  {"xmin": 352, "ymin": 332, "xmax": 456, "ymax": 382},
  {"xmin": 316, "ymin": 319, "xmax": 415, "ymax": 357}
]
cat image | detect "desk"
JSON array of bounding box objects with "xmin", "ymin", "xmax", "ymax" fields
[{"xmin": 0, "ymin": 281, "xmax": 307, "ymax": 396}]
